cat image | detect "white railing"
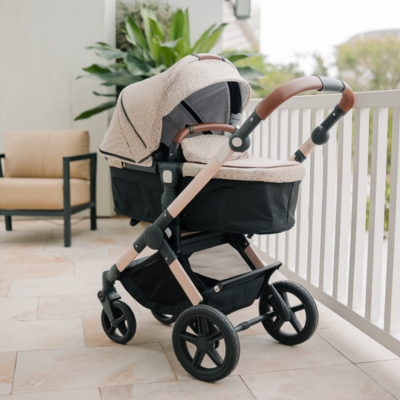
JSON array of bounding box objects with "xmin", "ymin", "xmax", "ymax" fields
[{"xmin": 245, "ymin": 90, "xmax": 400, "ymax": 356}]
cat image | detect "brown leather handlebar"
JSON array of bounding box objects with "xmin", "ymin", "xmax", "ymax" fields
[
  {"xmin": 173, "ymin": 123, "xmax": 236, "ymax": 144},
  {"xmin": 255, "ymin": 76, "xmax": 322, "ymax": 120},
  {"xmin": 196, "ymin": 54, "xmax": 224, "ymax": 61},
  {"xmin": 254, "ymin": 76, "xmax": 355, "ymax": 120},
  {"xmin": 338, "ymin": 83, "xmax": 355, "ymax": 113}
]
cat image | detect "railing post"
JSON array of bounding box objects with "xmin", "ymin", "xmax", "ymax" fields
[{"xmin": 384, "ymin": 107, "xmax": 400, "ymax": 333}]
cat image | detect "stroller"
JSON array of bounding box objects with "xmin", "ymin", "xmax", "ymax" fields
[{"xmin": 98, "ymin": 53, "xmax": 354, "ymax": 381}]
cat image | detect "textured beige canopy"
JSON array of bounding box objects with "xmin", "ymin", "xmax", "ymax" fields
[{"xmin": 100, "ymin": 54, "xmax": 251, "ymax": 167}]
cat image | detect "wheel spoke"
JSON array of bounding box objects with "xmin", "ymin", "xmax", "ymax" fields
[
  {"xmin": 115, "ymin": 315, "xmax": 127, "ymax": 325},
  {"xmin": 272, "ymin": 318, "xmax": 284, "ymax": 332},
  {"xmin": 180, "ymin": 332, "xmax": 197, "ymax": 344},
  {"xmin": 192, "ymin": 349, "xmax": 206, "ymax": 368},
  {"xmin": 290, "ymin": 313, "xmax": 303, "ymax": 333},
  {"xmin": 198, "ymin": 317, "xmax": 209, "ymax": 336},
  {"xmin": 107, "ymin": 325, "xmax": 115, "ymax": 334},
  {"xmin": 206, "ymin": 330, "xmax": 223, "ymax": 344},
  {"xmin": 117, "ymin": 322, "xmax": 127, "ymax": 335},
  {"xmin": 291, "ymin": 304, "xmax": 305, "ymax": 313},
  {"xmin": 207, "ymin": 346, "xmax": 223, "ymax": 367}
]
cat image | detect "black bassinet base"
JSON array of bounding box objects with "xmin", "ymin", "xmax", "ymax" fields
[{"xmin": 110, "ymin": 166, "xmax": 300, "ymax": 235}]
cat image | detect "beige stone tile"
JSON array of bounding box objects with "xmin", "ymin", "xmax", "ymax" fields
[
  {"xmin": 8, "ymin": 277, "xmax": 100, "ymax": 298},
  {"xmin": 0, "ymin": 298, "xmax": 38, "ymax": 321},
  {"xmin": 160, "ymin": 341, "xmax": 192, "ymax": 381},
  {"xmin": 0, "ymin": 388, "xmax": 101, "ymax": 399},
  {"xmin": 13, "ymin": 344, "xmax": 176, "ymax": 393},
  {"xmin": 234, "ymin": 334, "xmax": 351, "ymax": 375},
  {"xmin": 100, "ymin": 376, "xmax": 255, "ymax": 400},
  {"xmin": 44, "ymin": 242, "xmax": 112, "ymax": 263},
  {"xmin": 162, "ymin": 332, "xmax": 351, "ymax": 380},
  {"xmin": 315, "ymin": 302, "xmax": 354, "ymax": 330},
  {"xmin": 0, "ymin": 319, "xmax": 84, "ymax": 352},
  {"xmin": 49, "ymin": 229, "xmax": 103, "ymax": 247},
  {"xmin": 0, "ymin": 230, "xmax": 51, "ymax": 250},
  {"xmin": 83, "ymin": 313, "xmax": 173, "ymax": 347},
  {"xmin": 318, "ymin": 326, "xmax": 399, "ymax": 363},
  {"xmin": 242, "ymin": 364, "xmax": 396, "ymax": 400},
  {"xmin": 0, "ymin": 352, "xmax": 16, "ymax": 395},
  {"xmin": 358, "ymin": 359, "xmax": 400, "ymax": 399},
  {"xmin": 0, "ymin": 281, "xmax": 10, "ymax": 298},
  {"xmin": 37, "ymin": 294, "xmax": 139, "ymax": 321},
  {"xmin": 0, "ymin": 262, "xmax": 74, "ymax": 280},
  {"xmin": 74, "ymin": 260, "xmax": 116, "ymax": 278}
]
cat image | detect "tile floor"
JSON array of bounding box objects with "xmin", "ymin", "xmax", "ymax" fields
[{"xmin": 0, "ymin": 217, "xmax": 399, "ymax": 399}]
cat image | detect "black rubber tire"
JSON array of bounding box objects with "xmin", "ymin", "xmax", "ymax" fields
[
  {"xmin": 259, "ymin": 280, "xmax": 318, "ymax": 345},
  {"xmin": 151, "ymin": 309, "xmax": 177, "ymax": 325},
  {"xmin": 172, "ymin": 305, "xmax": 240, "ymax": 382},
  {"xmin": 101, "ymin": 300, "xmax": 136, "ymax": 344}
]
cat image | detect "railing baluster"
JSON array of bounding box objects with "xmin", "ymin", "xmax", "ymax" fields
[
  {"xmin": 384, "ymin": 107, "xmax": 400, "ymax": 333},
  {"xmin": 295, "ymin": 109, "xmax": 311, "ymax": 276},
  {"xmin": 276, "ymin": 110, "xmax": 288, "ymax": 262},
  {"xmin": 366, "ymin": 108, "xmax": 389, "ymax": 322},
  {"xmin": 286, "ymin": 109, "xmax": 299, "ymax": 270},
  {"xmin": 319, "ymin": 111, "xmax": 338, "ymax": 292},
  {"xmin": 332, "ymin": 113, "xmax": 353, "ymax": 299},
  {"xmin": 307, "ymin": 109, "xmax": 324, "ymax": 284},
  {"xmin": 268, "ymin": 112, "xmax": 278, "ymax": 258},
  {"xmin": 348, "ymin": 108, "xmax": 370, "ymax": 310}
]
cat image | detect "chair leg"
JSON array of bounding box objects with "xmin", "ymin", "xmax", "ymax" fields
[
  {"xmin": 64, "ymin": 212, "xmax": 71, "ymax": 247},
  {"xmin": 5, "ymin": 216, "xmax": 12, "ymax": 231},
  {"xmin": 90, "ymin": 206, "xmax": 97, "ymax": 230}
]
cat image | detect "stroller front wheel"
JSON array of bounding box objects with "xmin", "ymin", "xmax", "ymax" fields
[
  {"xmin": 259, "ymin": 280, "xmax": 318, "ymax": 345},
  {"xmin": 101, "ymin": 300, "xmax": 136, "ymax": 344},
  {"xmin": 172, "ymin": 305, "xmax": 240, "ymax": 382},
  {"xmin": 151, "ymin": 309, "xmax": 177, "ymax": 325}
]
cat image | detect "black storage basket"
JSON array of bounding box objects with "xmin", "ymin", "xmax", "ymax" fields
[
  {"xmin": 110, "ymin": 166, "xmax": 301, "ymax": 235},
  {"xmin": 119, "ymin": 253, "xmax": 267, "ymax": 316}
]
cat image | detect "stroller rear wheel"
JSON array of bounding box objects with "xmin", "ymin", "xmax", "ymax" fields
[
  {"xmin": 151, "ymin": 310, "xmax": 177, "ymax": 325},
  {"xmin": 101, "ymin": 300, "xmax": 136, "ymax": 344},
  {"xmin": 259, "ymin": 280, "xmax": 318, "ymax": 345},
  {"xmin": 172, "ymin": 305, "xmax": 240, "ymax": 382}
]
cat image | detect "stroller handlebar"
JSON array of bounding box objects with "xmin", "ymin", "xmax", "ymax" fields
[
  {"xmin": 254, "ymin": 76, "xmax": 354, "ymax": 120},
  {"xmin": 229, "ymin": 75, "xmax": 355, "ymax": 162}
]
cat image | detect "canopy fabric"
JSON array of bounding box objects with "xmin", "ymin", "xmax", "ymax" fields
[{"xmin": 100, "ymin": 54, "xmax": 251, "ymax": 167}]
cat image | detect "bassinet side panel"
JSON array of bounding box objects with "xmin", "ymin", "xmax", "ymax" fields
[{"xmin": 110, "ymin": 167, "xmax": 301, "ymax": 235}]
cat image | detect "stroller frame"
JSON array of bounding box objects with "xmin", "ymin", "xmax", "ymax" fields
[{"xmin": 98, "ymin": 59, "xmax": 355, "ymax": 381}]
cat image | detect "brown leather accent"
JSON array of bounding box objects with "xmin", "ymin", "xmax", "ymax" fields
[
  {"xmin": 197, "ymin": 53, "xmax": 223, "ymax": 61},
  {"xmin": 173, "ymin": 123, "xmax": 236, "ymax": 144},
  {"xmin": 338, "ymin": 82, "xmax": 355, "ymax": 113},
  {"xmin": 255, "ymin": 76, "xmax": 323, "ymax": 120}
]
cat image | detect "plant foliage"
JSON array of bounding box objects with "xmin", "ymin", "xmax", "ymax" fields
[{"xmin": 76, "ymin": 5, "xmax": 262, "ymax": 120}]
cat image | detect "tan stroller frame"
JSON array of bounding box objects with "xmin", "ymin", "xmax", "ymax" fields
[{"xmin": 98, "ymin": 54, "xmax": 354, "ymax": 382}]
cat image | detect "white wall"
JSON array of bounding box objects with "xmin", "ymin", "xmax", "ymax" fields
[
  {"xmin": 0, "ymin": 0, "xmax": 223, "ymax": 217},
  {"xmin": 167, "ymin": 0, "xmax": 223, "ymax": 52},
  {"xmin": 0, "ymin": 0, "xmax": 116, "ymax": 216}
]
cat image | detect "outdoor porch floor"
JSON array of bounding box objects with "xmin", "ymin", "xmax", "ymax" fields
[{"xmin": 0, "ymin": 217, "xmax": 399, "ymax": 399}]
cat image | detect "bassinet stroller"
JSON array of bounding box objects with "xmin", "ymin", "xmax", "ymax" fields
[{"xmin": 98, "ymin": 53, "xmax": 354, "ymax": 381}]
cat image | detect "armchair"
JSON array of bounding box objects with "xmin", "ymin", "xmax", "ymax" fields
[{"xmin": 0, "ymin": 130, "xmax": 97, "ymax": 247}]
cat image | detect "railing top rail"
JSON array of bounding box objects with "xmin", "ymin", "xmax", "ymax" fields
[{"xmin": 246, "ymin": 90, "xmax": 400, "ymax": 111}]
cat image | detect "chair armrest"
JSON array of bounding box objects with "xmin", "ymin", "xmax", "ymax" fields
[
  {"xmin": 0, "ymin": 154, "xmax": 5, "ymax": 178},
  {"xmin": 62, "ymin": 153, "xmax": 97, "ymax": 208}
]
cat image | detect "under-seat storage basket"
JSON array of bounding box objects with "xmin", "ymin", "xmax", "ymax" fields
[
  {"xmin": 110, "ymin": 166, "xmax": 301, "ymax": 235},
  {"xmin": 119, "ymin": 253, "xmax": 271, "ymax": 316}
]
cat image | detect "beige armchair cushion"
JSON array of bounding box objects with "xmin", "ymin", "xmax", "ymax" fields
[
  {"xmin": 0, "ymin": 178, "xmax": 90, "ymax": 210},
  {"xmin": 4, "ymin": 130, "xmax": 89, "ymax": 179}
]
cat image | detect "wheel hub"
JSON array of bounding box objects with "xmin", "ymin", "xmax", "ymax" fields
[{"xmin": 196, "ymin": 336, "xmax": 208, "ymax": 351}]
